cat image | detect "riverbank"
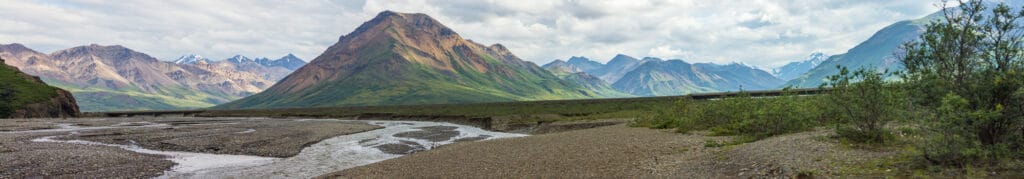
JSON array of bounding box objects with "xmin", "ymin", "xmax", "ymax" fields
[{"xmin": 0, "ymin": 117, "xmax": 529, "ymax": 178}]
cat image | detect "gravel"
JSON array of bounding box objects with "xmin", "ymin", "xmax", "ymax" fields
[
  {"xmin": 0, "ymin": 132, "xmax": 173, "ymax": 178},
  {"xmin": 323, "ymin": 124, "xmax": 712, "ymax": 178},
  {"xmin": 324, "ymin": 125, "xmax": 897, "ymax": 178}
]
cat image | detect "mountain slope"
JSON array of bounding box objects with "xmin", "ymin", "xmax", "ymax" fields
[
  {"xmin": 0, "ymin": 57, "xmax": 79, "ymax": 118},
  {"xmin": 785, "ymin": 20, "xmax": 925, "ymax": 87},
  {"xmin": 218, "ymin": 11, "xmax": 598, "ymax": 109},
  {"xmin": 785, "ymin": 1, "xmax": 1024, "ymax": 87},
  {"xmin": 772, "ymin": 52, "xmax": 829, "ymax": 81}
]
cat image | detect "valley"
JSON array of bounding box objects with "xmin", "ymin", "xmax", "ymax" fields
[{"xmin": 4, "ymin": 1, "xmax": 1024, "ymax": 178}]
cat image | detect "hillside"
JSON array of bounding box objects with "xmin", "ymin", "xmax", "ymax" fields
[{"xmin": 0, "ymin": 57, "xmax": 79, "ymax": 118}]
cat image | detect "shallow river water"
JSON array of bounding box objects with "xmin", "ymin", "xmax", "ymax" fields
[{"xmin": 29, "ymin": 119, "xmax": 526, "ymax": 178}]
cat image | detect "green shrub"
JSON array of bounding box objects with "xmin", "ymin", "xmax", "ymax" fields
[
  {"xmin": 632, "ymin": 97, "xmax": 706, "ymax": 132},
  {"xmin": 634, "ymin": 90, "xmax": 822, "ymax": 142},
  {"xmin": 824, "ymin": 67, "xmax": 906, "ymax": 144}
]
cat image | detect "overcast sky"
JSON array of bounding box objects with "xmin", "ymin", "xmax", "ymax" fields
[{"xmin": 0, "ymin": 0, "xmax": 944, "ymax": 69}]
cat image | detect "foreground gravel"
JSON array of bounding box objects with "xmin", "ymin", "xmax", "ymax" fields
[
  {"xmin": 324, "ymin": 125, "xmax": 897, "ymax": 178},
  {"xmin": 324, "ymin": 124, "xmax": 717, "ymax": 178},
  {"xmin": 0, "ymin": 132, "xmax": 173, "ymax": 178}
]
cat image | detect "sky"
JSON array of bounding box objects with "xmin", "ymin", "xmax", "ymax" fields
[{"xmin": 0, "ymin": 0, "xmax": 944, "ymax": 69}]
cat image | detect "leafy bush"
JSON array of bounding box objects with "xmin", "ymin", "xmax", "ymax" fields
[
  {"xmin": 824, "ymin": 67, "xmax": 906, "ymax": 144},
  {"xmin": 900, "ymin": 0, "xmax": 1024, "ymax": 167}
]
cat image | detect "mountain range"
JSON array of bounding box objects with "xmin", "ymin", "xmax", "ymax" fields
[
  {"xmin": 0, "ymin": 43, "xmax": 306, "ymax": 111},
  {"xmin": 543, "ymin": 55, "xmax": 785, "ymax": 96},
  {"xmin": 218, "ymin": 11, "xmax": 601, "ymax": 109},
  {"xmin": 3, "ymin": 3, "xmax": 982, "ymax": 112},
  {"xmin": 541, "ymin": 60, "xmax": 632, "ymax": 97}
]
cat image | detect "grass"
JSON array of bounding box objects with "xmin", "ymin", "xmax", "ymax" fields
[
  {"xmin": 43, "ymin": 80, "xmax": 222, "ymax": 112},
  {"xmin": 0, "ymin": 62, "xmax": 60, "ymax": 117}
]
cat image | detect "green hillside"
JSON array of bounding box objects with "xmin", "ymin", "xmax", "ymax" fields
[
  {"xmin": 785, "ymin": 13, "xmax": 940, "ymax": 87},
  {"xmin": 0, "ymin": 59, "xmax": 59, "ymax": 117}
]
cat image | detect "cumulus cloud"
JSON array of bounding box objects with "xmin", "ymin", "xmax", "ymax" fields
[{"xmin": 0, "ymin": 0, "xmax": 939, "ymax": 68}]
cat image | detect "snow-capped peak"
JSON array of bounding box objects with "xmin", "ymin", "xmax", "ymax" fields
[
  {"xmin": 805, "ymin": 52, "xmax": 828, "ymax": 66},
  {"xmin": 227, "ymin": 55, "xmax": 253, "ymax": 64},
  {"xmin": 173, "ymin": 54, "xmax": 209, "ymax": 64},
  {"xmin": 771, "ymin": 52, "xmax": 831, "ymax": 81}
]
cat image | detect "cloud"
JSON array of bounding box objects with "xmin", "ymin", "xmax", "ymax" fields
[
  {"xmin": 0, "ymin": 0, "xmax": 939, "ymax": 68},
  {"xmin": 648, "ymin": 45, "xmax": 687, "ymax": 60}
]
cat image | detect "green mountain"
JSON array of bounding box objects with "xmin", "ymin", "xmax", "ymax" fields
[
  {"xmin": 784, "ymin": 11, "xmax": 942, "ymax": 87},
  {"xmin": 217, "ymin": 11, "xmax": 600, "ymax": 109},
  {"xmin": 0, "ymin": 57, "xmax": 79, "ymax": 118}
]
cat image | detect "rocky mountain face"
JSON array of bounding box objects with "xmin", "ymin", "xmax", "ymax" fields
[
  {"xmin": 0, "ymin": 57, "xmax": 79, "ymax": 118},
  {"xmin": 772, "ymin": 52, "xmax": 829, "ymax": 81},
  {"xmin": 0, "ymin": 43, "xmax": 304, "ymax": 111},
  {"xmin": 218, "ymin": 11, "xmax": 599, "ymax": 109}
]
